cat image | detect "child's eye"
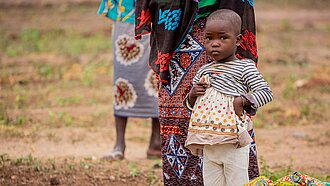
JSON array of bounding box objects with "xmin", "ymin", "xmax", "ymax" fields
[
  {"xmin": 220, "ymin": 37, "xmax": 226, "ymax": 40},
  {"xmin": 205, "ymin": 36, "xmax": 211, "ymax": 40}
]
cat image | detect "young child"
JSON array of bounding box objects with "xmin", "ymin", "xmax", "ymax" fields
[{"xmin": 184, "ymin": 9, "xmax": 273, "ymax": 186}]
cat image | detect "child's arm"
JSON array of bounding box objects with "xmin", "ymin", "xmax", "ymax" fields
[{"xmin": 242, "ymin": 60, "xmax": 273, "ymax": 112}]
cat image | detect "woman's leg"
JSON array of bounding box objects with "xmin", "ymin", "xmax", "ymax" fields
[
  {"xmin": 147, "ymin": 117, "xmax": 161, "ymax": 158},
  {"xmin": 103, "ymin": 115, "xmax": 127, "ymax": 161},
  {"xmin": 113, "ymin": 115, "xmax": 128, "ymax": 153}
]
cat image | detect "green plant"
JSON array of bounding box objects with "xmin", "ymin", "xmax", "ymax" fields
[
  {"xmin": 63, "ymin": 157, "xmax": 76, "ymax": 171},
  {"xmin": 129, "ymin": 164, "xmax": 139, "ymax": 178},
  {"xmin": 13, "ymin": 115, "xmax": 26, "ymax": 125},
  {"xmin": 47, "ymin": 158, "xmax": 57, "ymax": 171},
  {"xmin": 0, "ymin": 105, "xmax": 10, "ymax": 125},
  {"xmin": 0, "ymin": 153, "xmax": 10, "ymax": 166},
  {"xmin": 47, "ymin": 132, "xmax": 61, "ymax": 143},
  {"xmin": 300, "ymin": 105, "xmax": 311, "ymax": 119},
  {"xmin": 259, "ymin": 156, "xmax": 292, "ymax": 181},
  {"xmin": 20, "ymin": 28, "xmax": 41, "ymax": 52},
  {"xmin": 146, "ymin": 170, "xmax": 158, "ymax": 185},
  {"xmin": 47, "ymin": 111, "xmax": 75, "ymax": 127},
  {"xmin": 80, "ymin": 160, "xmax": 92, "ymax": 170},
  {"xmin": 38, "ymin": 64, "xmax": 54, "ymax": 79},
  {"xmin": 32, "ymin": 160, "xmax": 43, "ymax": 172},
  {"xmin": 11, "ymin": 154, "xmax": 42, "ymax": 171},
  {"xmin": 55, "ymin": 96, "xmax": 82, "ymax": 107},
  {"xmin": 152, "ymin": 161, "xmax": 162, "ymax": 169},
  {"xmin": 81, "ymin": 64, "xmax": 96, "ymax": 86},
  {"xmin": 15, "ymin": 95, "xmax": 26, "ymax": 109},
  {"xmin": 282, "ymin": 76, "xmax": 297, "ymax": 99}
]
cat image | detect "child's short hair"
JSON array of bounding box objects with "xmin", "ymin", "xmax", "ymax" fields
[{"xmin": 207, "ymin": 9, "xmax": 242, "ymax": 35}]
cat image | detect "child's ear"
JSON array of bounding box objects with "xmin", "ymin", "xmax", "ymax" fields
[{"xmin": 236, "ymin": 34, "xmax": 242, "ymax": 46}]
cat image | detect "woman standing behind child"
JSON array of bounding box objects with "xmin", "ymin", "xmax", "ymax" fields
[
  {"xmin": 185, "ymin": 9, "xmax": 273, "ymax": 186},
  {"xmin": 98, "ymin": 0, "xmax": 161, "ymax": 161}
]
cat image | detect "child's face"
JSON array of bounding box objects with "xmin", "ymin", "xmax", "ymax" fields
[{"xmin": 204, "ymin": 19, "xmax": 241, "ymax": 62}]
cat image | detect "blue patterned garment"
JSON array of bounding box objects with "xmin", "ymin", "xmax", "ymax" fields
[
  {"xmin": 97, "ymin": 0, "xmax": 135, "ymax": 23},
  {"xmin": 158, "ymin": 9, "xmax": 182, "ymax": 31},
  {"xmin": 242, "ymin": 0, "xmax": 254, "ymax": 7}
]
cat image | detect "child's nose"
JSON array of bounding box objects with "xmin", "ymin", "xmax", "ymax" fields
[{"xmin": 211, "ymin": 41, "xmax": 220, "ymax": 47}]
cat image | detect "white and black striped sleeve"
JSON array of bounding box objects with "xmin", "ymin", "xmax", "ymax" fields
[{"xmin": 242, "ymin": 61, "xmax": 273, "ymax": 108}]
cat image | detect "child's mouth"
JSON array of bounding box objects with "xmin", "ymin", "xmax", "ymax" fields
[{"xmin": 211, "ymin": 51, "xmax": 220, "ymax": 55}]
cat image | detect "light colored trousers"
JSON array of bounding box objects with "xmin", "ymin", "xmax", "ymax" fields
[{"xmin": 203, "ymin": 144, "xmax": 249, "ymax": 186}]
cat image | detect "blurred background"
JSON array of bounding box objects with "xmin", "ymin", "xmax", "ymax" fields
[{"xmin": 0, "ymin": 0, "xmax": 329, "ymax": 185}]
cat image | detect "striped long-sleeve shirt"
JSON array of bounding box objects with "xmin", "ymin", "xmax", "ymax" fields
[{"xmin": 192, "ymin": 59, "xmax": 273, "ymax": 109}]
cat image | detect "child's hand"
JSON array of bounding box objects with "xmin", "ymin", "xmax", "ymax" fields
[
  {"xmin": 233, "ymin": 96, "xmax": 244, "ymax": 118},
  {"xmin": 188, "ymin": 82, "xmax": 208, "ymax": 106},
  {"xmin": 189, "ymin": 82, "xmax": 208, "ymax": 99}
]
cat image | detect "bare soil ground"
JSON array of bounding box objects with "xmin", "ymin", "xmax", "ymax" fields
[{"xmin": 0, "ymin": 1, "xmax": 329, "ymax": 185}]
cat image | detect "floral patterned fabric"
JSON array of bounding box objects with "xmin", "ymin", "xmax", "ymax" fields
[
  {"xmin": 246, "ymin": 172, "xmax": 330, "ymax": 186},
  {"xmin": 111, "ymin": 22, "xmax": 159, "ymax": 117},
  {"xmin": 98, "ymin": 1, "xmax": 159, "ymax": 117}
]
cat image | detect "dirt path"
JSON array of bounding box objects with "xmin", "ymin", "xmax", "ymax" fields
[{"xmin": 1, "ymin": 122, "xmax": 329, "ymax": 175}]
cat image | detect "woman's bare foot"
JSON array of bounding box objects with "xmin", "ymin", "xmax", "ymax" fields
[
  {"xmin": 102, "ymin": 150, "xmax": 124, "ymax": 161},
  {"xmin": 146, "ymin": 147, "xmax": 161, "ymax": 159}
]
